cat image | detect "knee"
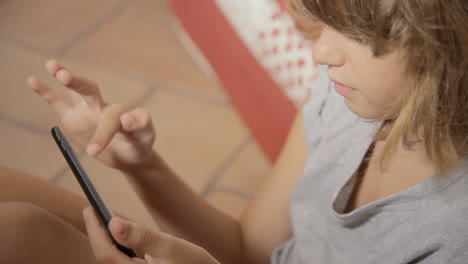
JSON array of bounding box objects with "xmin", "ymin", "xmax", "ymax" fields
[
  {"xmin": 0, "ymin": 201, "xmax": 54, "ymax": 229},
  {"xmin": 0, "ymin": 166, "xmax": 20, "ymax": 178},
  {"xmin": 0, "ymin": 202, "xmax": 63, "ymax": 262}
]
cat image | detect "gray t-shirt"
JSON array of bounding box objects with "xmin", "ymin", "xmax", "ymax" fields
[{"xmin": 271, "ymin": 66, "xmax": 468, "ymax": 264}]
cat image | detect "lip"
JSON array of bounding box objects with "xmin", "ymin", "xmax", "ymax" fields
[{"xmin": 331, "ymin": 79, "xmax": 357, "ymax": 97}]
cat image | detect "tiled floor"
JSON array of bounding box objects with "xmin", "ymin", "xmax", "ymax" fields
[{"xmin": 0, "ymin": 0, "xmax": 271, "ymax": 227}]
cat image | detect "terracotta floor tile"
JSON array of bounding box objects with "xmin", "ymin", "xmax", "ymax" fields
[
  {"xmin": 144, "ymin": 90, "xmax": 249, "ymax": 193},
  {"xmin": 1, "ymin": 43, "xmax": 62, "ymax": 130},
  {"xmin": 1, "ymin": 0, "xmax": 258, "ymax": 226},
  {"xmin": 206, "ymin": 189, "xmax": 250, "ymax": 220},
  {"xmin": 218, "ymin": 141, "xmax": 272, "ymax": 195},
  {"xmin": 67, "ymin": 0, "xmax": 225, "ymax": 98},
  {"xmin": 0, "ymin": 121, "xmax": 65, "ymax": 181},
  {"xmin": 0, "ymin": 0, "xmax": 123, "ymax": 52},
  {"xmin": 0, "ymin": 43, "xmax": 148, "ymax": 131},
  {"xmin": 57, "ymin": 57, "xmax": 151, "ymax": 106},
  {"xmin": 123, "ymin": 0, "xmax": 172, "ymax": 19},
  {"xmin": 56, "ymin": 155, "xmax": 159, "ymax": 230}
]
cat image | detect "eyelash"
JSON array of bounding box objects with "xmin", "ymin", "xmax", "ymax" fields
[{"xmin": 355, "ymin": 38, "xmax": 370, "ymax": 45}]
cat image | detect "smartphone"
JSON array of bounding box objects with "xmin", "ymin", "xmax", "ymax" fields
[{"xmin": 51, "ymin": 126, "xmax": 139, "ymax": 258}]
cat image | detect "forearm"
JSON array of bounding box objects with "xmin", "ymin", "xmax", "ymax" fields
[{"xmin": 120, "ymin": 150, "xmax": 251, "ymax": 264}]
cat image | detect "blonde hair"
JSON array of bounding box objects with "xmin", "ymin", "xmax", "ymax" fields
[{"xmin": 288, "ymin": 0, "xmax": 468, "ymax": 173}]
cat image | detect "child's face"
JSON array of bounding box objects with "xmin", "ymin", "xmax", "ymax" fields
[{"xmin": 312, "ymin": 26, "xmax": 407, "ymax": 120}]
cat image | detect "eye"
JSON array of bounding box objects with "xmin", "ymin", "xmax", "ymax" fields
[
  {"xmin": 343, "ymin": 32, "xmax": 371, "ymax": 46},
  {"xmin": 355, "ymin": 38, "xmax": 370, "ymax": 46}
]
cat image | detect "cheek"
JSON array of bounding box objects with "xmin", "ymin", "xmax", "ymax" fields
[
  {"xmin": 371, "ymin": 54, "xmax": 407, "ymax": 105},
  {"xmin": 370, "ymin": 80, "xmax": 402, "ymax": 106},
  {"xmin": 348, "ymin": 74, "xmax": 404, "ymax": 119},
  {"xmin": 342, "ymin": 44, "xmax": 407, "ymax": 119}
]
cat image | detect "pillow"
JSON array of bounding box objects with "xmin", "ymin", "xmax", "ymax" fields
[
  {"xmin": 170, "ymin": 0, "xmax": 317, "ymax": 162},
  {"xmin": 215, "ymin": 0, "xmax": 318, "ymax": 106}
]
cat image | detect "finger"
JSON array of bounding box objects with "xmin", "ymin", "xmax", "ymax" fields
[
  {"xmin": 27, "ymin": 75, "xmax": 72, "ymax": 114},
  {"xmin": 45, "ymin": 59, "xmax": 89, "ymax": 106},
  {"xmin": 132, "ymin": 257, "xmax": 147, "ymax": 264},
  {"xmin": 87, "ymin": 104, "xmax": 127, "ymax": 156},
  {"xmin": 109, "ymin": 217, "xmax": 168, "ymax": 255},
  {"xmin": 83, "ymin": 206, "xmax": 126, "ymax": 264},
  {"xmin": 120, "ymin": 108, "xmax": 153, "ymax": 132},
  {"xmin": 44, "ymin": 59, "xmax": 62, "ymax": 76},
  {"xmin": 45, "ymin": 59, "xmax": 105, "ymax": 109},
  {"xmin": 120, "ymin": 108, "xmax": 155, "ymax": 144}
]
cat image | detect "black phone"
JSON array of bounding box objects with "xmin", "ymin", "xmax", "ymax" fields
[{"xmin": 51, "ymin": 126, "xmax": 139, "ymax": 258}]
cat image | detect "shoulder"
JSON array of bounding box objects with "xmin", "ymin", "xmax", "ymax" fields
[{"xmin": 423, "ymin": 168, "xmax": 468, "ymax": 246}]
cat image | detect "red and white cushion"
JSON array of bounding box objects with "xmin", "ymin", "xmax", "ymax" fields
[
  {"xmin": 169, "ymin": 0, "xmax": 317, "ymax": 162},
  {"xmin": 216, "ymin": 0, "xmax": 318, "ymax": 106}
]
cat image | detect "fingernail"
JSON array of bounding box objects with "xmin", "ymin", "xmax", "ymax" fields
[
  {"xmin": 26, "ymin": 76, "xmax": 38, "ymax": 88},
  {"xmin": 87, "ymin": 143, "xmax": 101, "ymax": 156},
  {"xmin": 45, "ymin": 59, "xmax": 56, "ymax": 68},
  {"xmin": 121, "ymin": 114, "xmax": 134, "ymax": 129},
  {"xmin": 117, "ymin": 219, "xmax": 128, "ymax": 237},
  {"xmin": 57, "ymin": 69, "xmax": 72, "ymax": 83},
  {"xmin": 57, "ymin": 69, "xmax": 67, "ymax": 78}
]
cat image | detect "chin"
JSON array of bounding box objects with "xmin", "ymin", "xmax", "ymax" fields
[{"xmin": 343, "ymin": 98, "xmax": 384, "ymax": 120}]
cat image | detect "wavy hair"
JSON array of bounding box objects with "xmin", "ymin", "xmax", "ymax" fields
[{"xmin": 289, "ymin": 0, "xmax": 468, "ymax": 173}]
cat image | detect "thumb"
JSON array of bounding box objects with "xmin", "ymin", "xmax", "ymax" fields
[
  {"xmin": 108, "ymin": 217, "xmax": 165, "ymax": 255},
  {"xmin": 109, "ymin": 217, "xmax": 219, "ymax": 264}
]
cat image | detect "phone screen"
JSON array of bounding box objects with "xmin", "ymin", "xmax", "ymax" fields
[{"xmin": 51, "ymin": 126, "xmax": 139, "ymax": 258}]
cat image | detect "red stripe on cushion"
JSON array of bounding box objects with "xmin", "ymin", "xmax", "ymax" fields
[
  {"xmin": 276, "ymin": 0, "xmax": 288, "ymax": 10},
  {"xmin": 170, "ymin": 0, "xmax": 297, "ymax": 162}
]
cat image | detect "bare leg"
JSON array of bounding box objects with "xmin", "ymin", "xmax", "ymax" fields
[
  {"xmin": 0, "ymin": 201, "xmax": 97, "ymax": 264},
  {"xmin": 0, "ymin": 166, "xmax": 89, "ymax": 233}
]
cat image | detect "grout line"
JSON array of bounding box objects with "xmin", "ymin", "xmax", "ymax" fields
[
  {"xmin": 156, "ymin": 83, "xmax": 230, "ymax": 106},
  {"xmin": 0, "ymin": 0, "xmax": 11, "ymax": 6},
  {"xmin": 0, "ymin": 113, "xmax": 49, "ymax": 135},
  {"xmin": 0, "ymin": 36, "xmax": 56, "ymax": 56},
  {"xmin": 0, "ymin": 112, "xmax": 80, "ymax": 183},
  {"xmin": 129, "ymin": 86, "xmax": 158, "ymax": 108},
  {"xmin": 0, "ymin": 114, "xmax": 74, "ymax": 183},
  {"xmin": 215, "ymin": 184, "xmax": 253, "ymax": 199},
  {"xmin": 56, "ymin": 0, "xmax": 131, "ymax": 56},
  {"xmin": 62, "ymin": 54, "xmax": 230, "ymax": 106},
  {"xmin": 0, "ymin": 0, "xmax": 229, "ymax": 106},
  {"xmin": 201, "ymin": 137, "xmax": 253, "ymax": 197},
  {"xmin": 170, "ymin": 16, "xmax": 221, "ymax": 86}
]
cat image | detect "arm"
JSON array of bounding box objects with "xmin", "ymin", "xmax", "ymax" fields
[
  {"xmin": 30, "ymin": 60, "xmax": 308, "ymax": 264},
  {"xmin": 121, "ymin": 110, "xmax": 308, "ymax": 264}
]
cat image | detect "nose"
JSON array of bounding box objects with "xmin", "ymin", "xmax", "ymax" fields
[{"xmin": 312, "ymin": 27, "xmax": 345, "ymax": 67}]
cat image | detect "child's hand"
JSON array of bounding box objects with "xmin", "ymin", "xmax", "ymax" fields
[
  {"xmin": 28, "ymin": 60, "xmax": 156, "ymax": 170},
  {"xmin": 83, "ymin": 206, "xmax": 220, "ymax": 264}
]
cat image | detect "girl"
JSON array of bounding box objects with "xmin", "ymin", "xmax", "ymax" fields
[{"xmin": 1, "ymin": 0, "xmax": 467, "ymax": 263}]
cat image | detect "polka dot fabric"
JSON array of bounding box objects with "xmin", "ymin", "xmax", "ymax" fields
[{"xmin": 216, "ymin": 0, "xmax": 319, "ymax": 107}]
